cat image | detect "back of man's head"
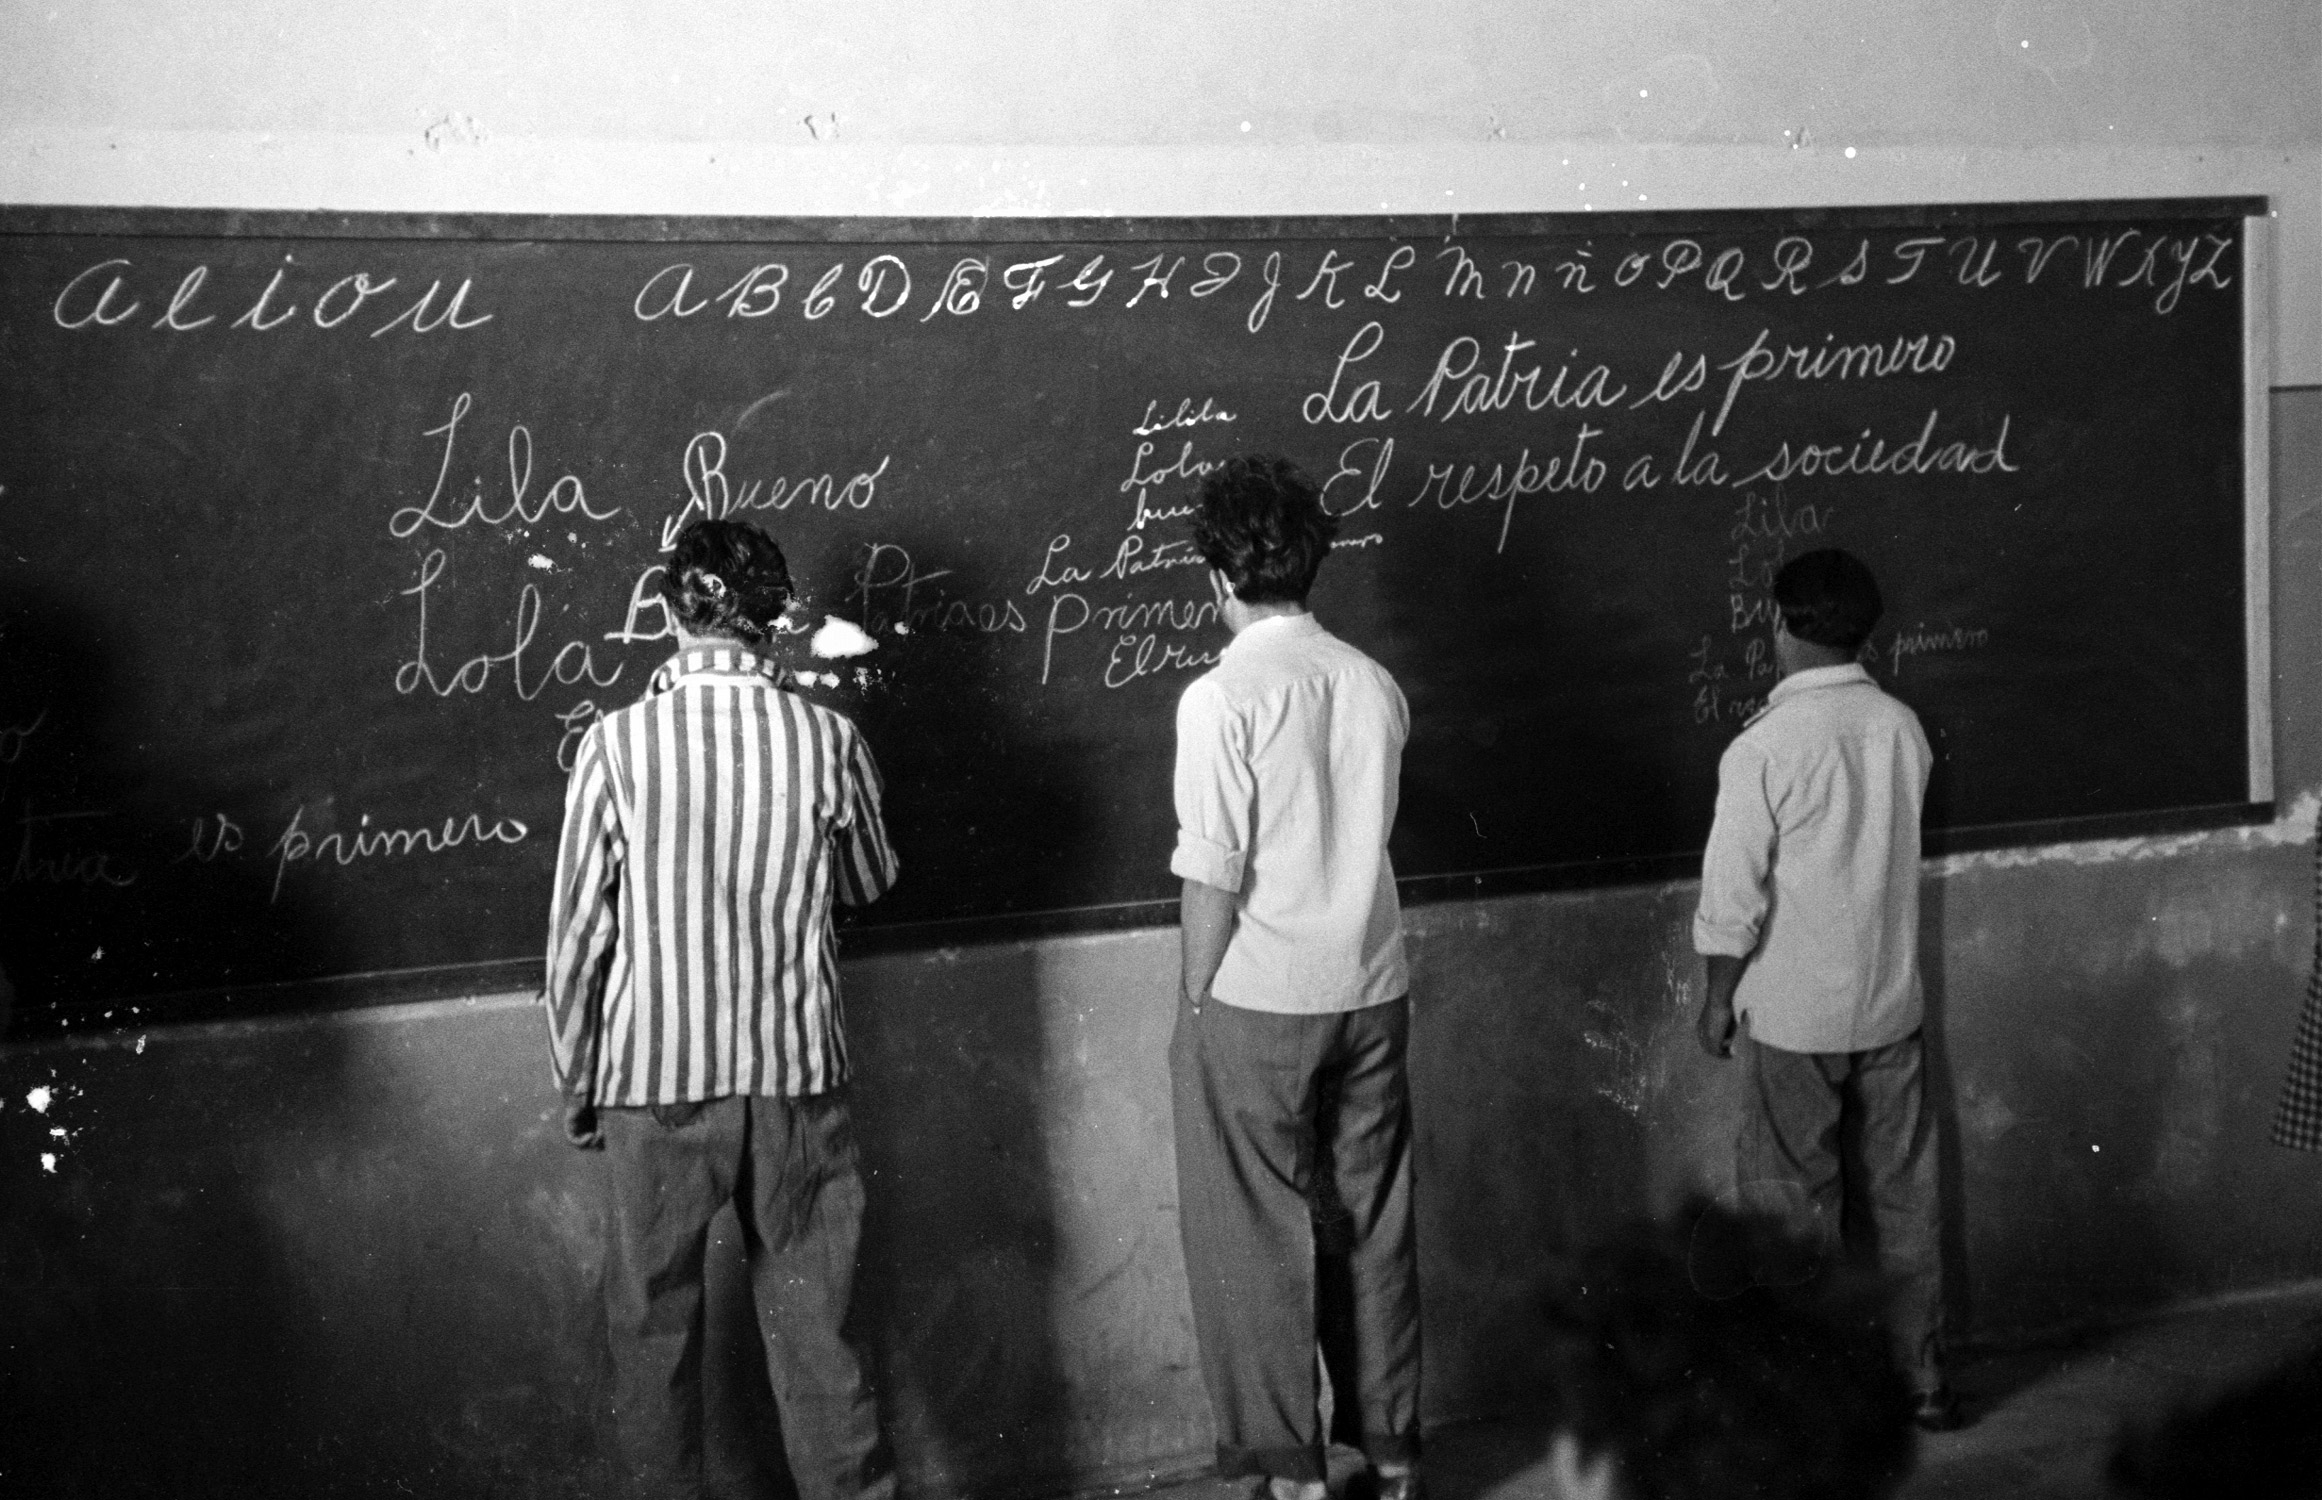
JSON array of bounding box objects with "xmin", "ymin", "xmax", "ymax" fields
[
  {"xmin": 661, "ymin": 518, "xmax": 794, "ymax": 642},
  {"xmin": 1541, "ymin": 1199, "xmax": 1915, "ymax": 1500},
  {"xmin": 1772, "ymin": 549, "xmax": 1883, "ymax": 653},
  {"xmin": 1189, "ymin": 454, "xmax": 1340, "ymax": 604}
]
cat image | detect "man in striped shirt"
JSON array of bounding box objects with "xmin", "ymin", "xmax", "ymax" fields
[{"xmin": 543, "ymin": 518, "xmax": 900, "ymax": 1500}]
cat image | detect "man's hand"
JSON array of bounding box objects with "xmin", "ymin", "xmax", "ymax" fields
[
  {"xmin": 563, "ymin": 1097, "xmax": 603, "ymax": 1149},
  {"xmin": 1696, "ymin": 954, "xmax": 1745, "ymax": 1060}
]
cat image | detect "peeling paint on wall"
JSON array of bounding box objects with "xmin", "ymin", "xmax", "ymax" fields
[{"xmin": 1931, "ymin": 787, "xmax": 2319, "ymax": 877}]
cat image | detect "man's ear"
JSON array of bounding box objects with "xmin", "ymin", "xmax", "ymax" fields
[{"xmin": 1546, "ymin": 1432, "xmax": 1622, "ymax": 1500}]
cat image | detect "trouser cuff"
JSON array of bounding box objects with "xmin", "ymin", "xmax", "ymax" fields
[{"xmin": 1362, "ymin": 1433, "xmax": 1423, "ymax": 1468}]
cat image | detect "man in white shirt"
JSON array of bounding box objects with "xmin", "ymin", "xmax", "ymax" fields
[
  {"xmin": 1693, "ymin": 548, "xmax": 1959, "ymax": 1432},
  {"xmin": 1170, "ymin": 455, "xmax": 1421, "ymax": 1500}
]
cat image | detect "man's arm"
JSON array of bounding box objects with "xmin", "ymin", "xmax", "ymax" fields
[
  {"xmin": 833, "ymin": 723, "xmax": 900, "ymax": 907},
  {"xmin": 1693, "ymin": 742, "xmax": 1774, "ymax": 1061},
  {"xmin": 1168, "ymin": 680, "xmax": 1253, "ymax": 1008},
  {"xmin": 1179, "ymin": 878, "xmax": 1238, "ymax": 1010},
  {"xmin": 543, "ymin": 729, "xmax": 623, "ymax": 1148}
]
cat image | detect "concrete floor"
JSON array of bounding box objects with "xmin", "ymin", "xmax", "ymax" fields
[{"xmin": 1116, "ymin": 1281, "xmax": 2322, "ymax": 1500}]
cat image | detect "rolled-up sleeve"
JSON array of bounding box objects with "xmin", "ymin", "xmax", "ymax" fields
[
  {"xmin": 1170, "ymin": 678, "xmax": 1253, "ymax": 892},
  {"xmin": 1693, "ymin": 738, "xmax": 1775, "ymax": 958}
]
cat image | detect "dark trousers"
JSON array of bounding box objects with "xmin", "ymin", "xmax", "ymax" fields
[
  {"xmin": 600, "ymin": 1092, "xmax": 894, "ymax": 1500},
  {"xmin": 1170, "ymin": 994, "xmax": 1422, "ymax": 1482},
  {"xmin": 1737, "ymin": 1030, "xmax": 1946, "ymax": 1393}
]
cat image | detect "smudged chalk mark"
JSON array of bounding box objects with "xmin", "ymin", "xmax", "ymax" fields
[
  {"xmin": 26, "ymin": 1086, "xmax": 53, "ymax": 1113},
  {"xmin": 39, "ymin": 1154, "xmax": 57, "ymax": 1174},
  {"xmin": 734, "ymin": 390, "xmax": 788, "ymax": 430},
  {"xmin": 528, "ymin": 554, "xmax": 555, "ymax": 571},
  {"xmin": 810, "ymin": 616, "xmax": 878, "ymax": 659}
]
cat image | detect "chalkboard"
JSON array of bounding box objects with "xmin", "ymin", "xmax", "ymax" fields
[{"xmin": 0, "ymin": 199, "xmax": 2270, "ymax": 1032}]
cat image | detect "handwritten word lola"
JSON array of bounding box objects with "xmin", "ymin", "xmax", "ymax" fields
[
  {"xmin": 267, "ymin": 805, "xmax": 528, "ymax": 902},
  {"xmin": 9, "ymin": 806, "xmax": 136, "ymax": 889},
  {"xmin": 396, "ymin": 550, "xmax": 626, "ymax": 701},
  {"xmin": 1711, "ymin": 327, "xmax": 1956, "ymax": 436},
  {"xmin": 52, "ymin": 258, "xmax": 492, "ymax": 337},
  {"xmin": 663, "ymin": 433, "xmax": 890, "ymax": 549},
  {"xmin": 390, "ymin": 393, "xmax": 620, "ymax": 539}
]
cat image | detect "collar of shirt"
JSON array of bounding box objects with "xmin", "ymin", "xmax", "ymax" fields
[
  {"xmin": 1764, "ymin": 661, "xmax": 1873, "ymax": 708},
  {"xmin": 1222, "ymin": 611, "xmax": 1325, "ymax": 659},
  {"xmin": 646, "ymin": 644, "xmax": 782, "ymax": 695}
]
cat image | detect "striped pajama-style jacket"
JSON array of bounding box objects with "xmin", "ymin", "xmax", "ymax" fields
[{"xmin": 542, "ymin": 645, "xmax": 899, "ymax": 1105}]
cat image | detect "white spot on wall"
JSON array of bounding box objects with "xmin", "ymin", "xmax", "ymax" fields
[
  {"xmin": 26, "ymin": 1086, "xmax": 52, "ymax": 1113},
  {"xmin": 1996, "ymin": 0, "xmax": 2097, "ymax": 82},
  {"xmin": 528, "ymin": 554, "xmax": 555, "ymax": 572},
  {"xmin": 1602, "ymin": 55, "xmax": 1718, "ymax": 142},
  {"xmin": 39, "ymin": 1153, "xmax": 57, "ymax": 1174}
]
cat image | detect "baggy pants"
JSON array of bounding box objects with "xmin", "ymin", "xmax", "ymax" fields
[
  {"xmin": 1170, "ymin": 993, "xmax": 1422, "ymax": 1482},
  {"xmin": 1737, "ymin": 1030, "xmax": 1946, "ymax": 1393},
  {"xmin": 600, "ymin": 1091, "xmax": 895, "ymax": 1500}
]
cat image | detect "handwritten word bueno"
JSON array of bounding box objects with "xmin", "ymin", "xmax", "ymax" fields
[
  {"xmin": 52, "ymin": 258, "xmax": 492, "ymax": 337},
  {"xmin": 661, "ymin": 433, "xmax": 890, "ymax": 550}
]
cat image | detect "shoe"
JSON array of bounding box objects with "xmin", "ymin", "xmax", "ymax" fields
[{"xmin": 1911, "ymin": 1386, "xmax": 1966, "ymax": 1433}]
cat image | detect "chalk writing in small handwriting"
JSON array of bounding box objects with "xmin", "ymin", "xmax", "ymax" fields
[
  {"xmin": 1887, "ymin": 622, "xmax": 1992, "ymax": 676},
  {"xmin": 396, "ymin": 550, "xmax": 626, "ymax": 701},
  {"xmin": 662, "ymin": 433, "xmax": 890, "ymax": 550},
  {"xmin": 389, "ymin": 393, "xmax": 621, "ymax": 539},
  {"xmin": 855, "ymin": 543, "xmax": 1028, "ymax": 639},
  {"xmin": 1133, "ymin": 397, "xmax": 1237, "ymax": 437},
  {"xmin": 267, "ymin": 805, "xmax": 528, "ymax": 902},
  {"xmin": 1726, "ymin": 490, "xmax": 1831, "ymax": 595},
  {"xmin": 50, "ymin": 257, "xmax": 492, "ymax": 337},
  {"xmin": 1036, "ymin": 591, "xmax": 1223, "ymax": 688},
  {"xmin": 9, "ymin": 806, "xmax": 135, "ymax": 889},
  {"xmin": 0, "ymin": 708, "xmax": 46, "ymax": 764},
  {"xmin": 172, "ymin": 812, "xmax": 246, "ymax": 865}
]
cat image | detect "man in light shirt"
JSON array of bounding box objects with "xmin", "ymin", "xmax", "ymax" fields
[
  {"xmin": 1170, "ymin": 456, "xmax": 1421, "ymax": 1500},
  {"xmin": 1692, "ymin": 547, "xmax": 1959, "ymax": 1432}
]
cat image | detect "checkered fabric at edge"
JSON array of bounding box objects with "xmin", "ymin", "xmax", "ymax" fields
[{"xmin": 2269, "ymin": 800, "xmax": 2322, "ymax": 1150}]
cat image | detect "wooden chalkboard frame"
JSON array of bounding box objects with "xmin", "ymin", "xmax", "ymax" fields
[{"xmin": 0, "ymin": 196, "xmax": 2278, "ymax": 1027}]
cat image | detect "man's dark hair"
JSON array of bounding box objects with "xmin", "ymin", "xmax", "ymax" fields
[
  {"xmin": 1773, "ymin": 549, "xmax": 1884, "ymax": 652},
  {"xmin": 2109, "ymin": 1341, "xmax": 2322, "ymax": 1499},
  {"xmin": 1189, "ymin": 455, "xmax": 1340, "ymax": 605},
  {"xmin": 661, "ymin": 519, "xmax": 793, "ymax": 641},
  {"xmin": 1542, "ymin": 1199, "xmax": 1915, "ymax": 1500}
]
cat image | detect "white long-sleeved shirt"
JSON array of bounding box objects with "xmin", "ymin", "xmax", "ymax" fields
[
  {"xmin": 1693, "ymin": 663, "xmax": 1931, "ymax": 1054},
  {"xmin": 1170, "ymin": 613, "xmax": 1409, "ymax": 1014}
]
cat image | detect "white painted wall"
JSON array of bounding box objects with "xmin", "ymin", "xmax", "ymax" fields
[{"xmin": 6, "ymin": 2, "xmax": 2318, "ymax": 378}]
